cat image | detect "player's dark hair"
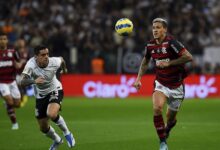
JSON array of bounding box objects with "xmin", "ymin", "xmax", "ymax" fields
[
  {"xmin": 34, "ymin": 45, "xmax": 48, "ymax": 55},
  {"xmin": 152, "ymin": 18, "xmax": 168, "ymax": 28}
]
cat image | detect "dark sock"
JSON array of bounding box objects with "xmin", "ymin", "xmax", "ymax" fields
[
  {"xmin": 6, "ymin": 104, "xmax": 17, "ymax": 124},
  {"xmin": 154, "ymin": 115, "xmax": 166, "ymax": 143},
  {"xmin": 166, "ymin": 120, "xmax": 177, "ymax": 134}
]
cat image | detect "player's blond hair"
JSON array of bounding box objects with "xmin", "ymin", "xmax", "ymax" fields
[{"xmin": 152, "ymin": 18, "xmax": 168, "ymax": 28}]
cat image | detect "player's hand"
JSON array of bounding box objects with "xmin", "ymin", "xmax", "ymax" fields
[
  {"xmin": 133, "ymin": 80, "xmax": 142, "ymax": 90},
  {"xmin": 156, "ymin": 61, "xmax": 170, "ymax": 68},
  {"xmin": 35, "ymin": 76, "xmax": 45, "ymax": 84},
  {"xmin": 61, "ymin": 68, "xmax": 68, "ymax": 74}
]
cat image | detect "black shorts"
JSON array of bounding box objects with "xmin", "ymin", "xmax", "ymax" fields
[{"xmin": 35, "ymin": 90, "xmax": 63, "ymax": 119}]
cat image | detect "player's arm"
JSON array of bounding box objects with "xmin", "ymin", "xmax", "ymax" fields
[
  {"xmin": 14, "ymin": 50, "xmax": 26, "ymax": 69},
  {"xmin": 168, "ymin": 49, "xmax": 193, "ymax": 66},
  {"xmin": 133, "ymin": 57, "xmax": 150, "ymax": 90},
  {"xmin": 20, "ymin": 74, "xmax": 45, "ymax": 87},
  {"xmin": 157, "ymin": 39, "xmax": 193, "ymax": 68},
  {"xmin": 60, "ymin": 57, "xmax": 68, "ymax": 74},
  {"xmin": 14, "ymin": 59, "xmax": 26, "ymax": 69}
]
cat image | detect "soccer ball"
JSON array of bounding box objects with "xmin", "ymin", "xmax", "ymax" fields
[{"xmin": 115, "ymin": 18, "xmax": 133, "ymax": 36}]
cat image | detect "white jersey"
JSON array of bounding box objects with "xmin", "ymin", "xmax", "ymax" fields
[{"xmin": 22, "ymin": 57, "xmax": 62, "ymax": 98}]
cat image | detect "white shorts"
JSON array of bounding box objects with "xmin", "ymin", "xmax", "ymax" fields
[
  {"xmin": 154, "ymin": 80, "xmax": 184, "ymax": 111},
  {"xmin": 0, "ymin": 81, "xmax": 21, "ymax": 99}
]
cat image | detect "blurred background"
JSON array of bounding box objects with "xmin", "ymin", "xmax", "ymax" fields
[
  {"xmin": 1, "ymin": 1, "xmax": 220, "ymax": 150},
  {"xmin": 1, "ymin": 0, "xmax": 220, "ymax": 75}
]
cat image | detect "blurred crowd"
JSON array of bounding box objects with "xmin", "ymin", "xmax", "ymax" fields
[{"xmin": 1, "ymin": 0, "xmax": 220, "ymax": 74}]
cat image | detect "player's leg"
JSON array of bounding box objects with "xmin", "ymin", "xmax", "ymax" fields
[
  {"xmin": 153, "ymin": 91, "xmax": 168, "ymax": 145},
  {"xmin": 36, "ymin": 98, "xmax": 62, "ymax": 150},
  {"xmin": 165, "ymin": 108, "xmax": 177, "ymax": 139},
  {"xmin": 10, "ymin": 81, "xmax": 21, "ymax": 108},
  {"xmin": 0, "ymin": 83, "xmax": 18, "ymax": 130},
  {"xmin": 47, "ymin": 90, "xmax": 75, "ymax": 148},
  {"xmin": 165, "ymin": 84, "xmax": 184, "ymax": 139},
  {"xmin": 37, "ymin": 118, "xmax": 63, "ymax": 150},
  {"xmin": 16, "ymin": 75, "xmax": 28, "ymax": 107}
]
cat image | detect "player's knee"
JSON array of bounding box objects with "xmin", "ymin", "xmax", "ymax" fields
[
  {"xmin": 14, "ymin": 102, "xmax": 21, "ymax": 108},
  {"xmin": 47, "ymin": 111, "xmax": 58, "ymax": 120},
  {"xmin": 153, "ymin": 106, "xmax": 163, "ymax": 115}
]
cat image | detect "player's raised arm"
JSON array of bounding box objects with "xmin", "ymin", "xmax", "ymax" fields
[{"xmin": 60, "ymin": 57, "xmax": 68, "ymax": 74}]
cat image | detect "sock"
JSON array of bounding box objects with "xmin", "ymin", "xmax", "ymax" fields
[
  {"xmin": 166, "ymin": 119, "xmax": 177, "ymax": 134},
  {"xmin": 6, "ymin": 104, "xmax": 17, "ymax": 124},
  {"xmin": 53, "ymin": 115, "xmax": 70, "ymax": 135},
  {"xmin": 45, "ymin": 126, "xmax": 61, "ymax": 143},
  {"xmin": 154, "ymin": 115, "xmax": 166, "ymax": 143}
]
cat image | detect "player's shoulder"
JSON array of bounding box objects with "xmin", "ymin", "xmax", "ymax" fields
[
  {"xmin": 26, "ymin": 57, "xmax": 36, "ymax": 68},
  {"xmin": 49, "ymin": 57, "xmax": 61, "ymax": 62},
  {"xmin": 146, "ymin": 39, "xmax": 156, "ymax": 47},
  {"xmin": 165, "ymin": 35, "xmax": 178, "ymax": 43},
  {"xmin": 49, "ymin": 57, "xmax": 62, "ymax": 66}
]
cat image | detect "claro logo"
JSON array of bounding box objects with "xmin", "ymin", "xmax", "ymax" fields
[
  {"xmin": 185, "ymin": 76, "xmax": 217, "ymax": 98},
  {"xmin": 83, "ymin": 76, "xmax": 137, "ymax": 98}
]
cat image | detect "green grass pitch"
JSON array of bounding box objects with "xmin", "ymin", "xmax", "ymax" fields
[{"xmin": 0, "ymin": 97, "xmax": 219, "ymax": 150}]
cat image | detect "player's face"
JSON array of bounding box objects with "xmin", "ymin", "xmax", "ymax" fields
[
  {"xmin": 152, "ymin": 22, "xmax": 167, "ymax": 39},
  {"xmin": 35, "ymin": 48, "xmax": 49, "ymax": 68},
  {"xmin": 0, "ymin": 35, "xmax": 8, "ymax": 49}
]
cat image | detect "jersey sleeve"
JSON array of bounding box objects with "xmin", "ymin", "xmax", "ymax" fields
[
  {"xmin": 170, "ymin": 39, "xmax": 186, "ymax": 56},
  {"xmin": 144, "ymin": 44, "xmax": 151, "ymax": 59},
  {"xmin": 22, "ymin": 61, "xmax": 33, "ymax": 77},
  {"xmin": 51, "ymin": 57, "xmax": 62, "ymax": 69}
]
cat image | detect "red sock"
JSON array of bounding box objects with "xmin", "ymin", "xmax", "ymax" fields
[
  {"xmin": 6, "ymin": 104, "xmax": 17, "ymax": 124},
  {"xmin": 154, "ymin": 115, "xmax": 166, "ymax": 142}
]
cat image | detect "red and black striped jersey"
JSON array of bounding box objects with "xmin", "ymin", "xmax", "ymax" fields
[
  {"xmin": 145, "ymin": 35, "xmax": 187, "ymax": 89},
  {"xmin": 0, "ymin": 49, "xmax": 19, "ymax": 83}
]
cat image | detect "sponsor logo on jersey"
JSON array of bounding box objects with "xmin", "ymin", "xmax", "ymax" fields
[
  {"xmin": 7, "ymin": 52, "xmax": 13, "ymax": 57},
  {"xmin": 0, "ymin": 60, "xmax": 13, "ymax": 67},
  {"xmin": 161, "ymin": 47, "xmax": 167, "ymax": 54}
]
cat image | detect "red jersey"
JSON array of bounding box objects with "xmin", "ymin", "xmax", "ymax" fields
[
  {"xmin": 0, "ymin": 49, "xmax": 19, "ymax": 83},
  {"xmin": 145, "ymin": 35, "xmax": 187, "ymax": 89}
]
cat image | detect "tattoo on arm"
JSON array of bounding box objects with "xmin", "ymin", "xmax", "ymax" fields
[
  {"xmin": 137, "ymin": 57, "xmax": 149, "ymax": 80},
  {"xmin": 20, "ymin": 74, "xmax": 35, "ymax": 87},
  {"xmin": 169, "ymin": 50, "xmax": 193, "ymax": 66}
]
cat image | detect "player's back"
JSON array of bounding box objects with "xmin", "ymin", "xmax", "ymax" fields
[
  {"xmin": 0, "ymin": 49, "xmax": 18, "ymax": 83},
  {"xmin": 145, "ymin": 36, "xmax": 187, "ymax": 89}
]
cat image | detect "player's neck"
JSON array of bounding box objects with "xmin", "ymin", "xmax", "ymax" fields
[
  {"xmin": 0, "ymin": 46, "xmax": 7, "ymax": 50},
  {"xmin": 156, "ymin": 34, "xmax": 166, "ymax": 44}
]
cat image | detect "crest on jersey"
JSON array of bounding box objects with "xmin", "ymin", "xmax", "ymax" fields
[
  {"xmin": 151, "ymin": 50, "xmax": 155, "ymax": 54},
  {"xmin": 7, "ymin": 52, "xmax": 13, "ymax": 57},
  {"xmin": 157, "ymin": 49, "xmax": 160, "ymax": 53},
  {"xmin": 161, "ymin": 47, "xmax": 167, "ymax": 54}
]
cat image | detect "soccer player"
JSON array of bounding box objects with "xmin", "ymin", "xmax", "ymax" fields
[
  {"xmin": 0, "ymin": 32, "xmax": 25, "ymax": 130},
  {"xmin": 20, "ymin": 45, "xmax": 75, "ymax": 150},
  {"xmin": 133, "ymin": 18, "xmax": 193, "ymax": 150}
]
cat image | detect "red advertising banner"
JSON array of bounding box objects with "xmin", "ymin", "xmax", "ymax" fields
[{"xmin": 61, "ymin": 74, "xmax": 220, "ymax": 98}]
